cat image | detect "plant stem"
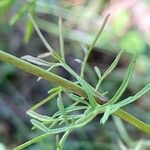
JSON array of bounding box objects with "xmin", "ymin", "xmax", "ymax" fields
[
  {"xmin": 0, "ymin": 50, "xmax": 150, "ymax": 134},
  {"xmin": 59, "ymin": 16, "xmax": 65, "ymax": 62},
  {"xmin": 80, "ymin": 14, "xmax": 110, "ymax": 78},
  {"xmin": 0, "ymin": 50, "xmax": 99, "ymax": 101},
  {"xmin": 115, "ymin": 109, "xmax": 150, "ymax": 134}
]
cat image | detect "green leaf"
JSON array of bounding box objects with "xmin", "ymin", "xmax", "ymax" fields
[
  {"xmin": 111, "ymin": 83, "xmax": 150, "ymax": 114},
  {"xmin": 95, "ymin": 49, "xmax": 125, "ymax": 91},
  {"xmin": 24, "ymin": 19, "xmax": 34, "ymax": 43},
  {"xmin": 29, "ymin": 14, "xmax": 62, "ymax": 62},
  {"xmin": 107, "ymin": 54, "xmax": 137, "ymax": 104},
  {"xmin": 103, "ymin": 50, "xmax": 125, "ymax": 79},
  {"xmin": 31, "ymin": 119, "xmax": 50, "ymax": 132},
  {"xmin": 14, "ymin": 126, "xmax": 68, "ymax": 150},
  {"xmin": 57, "ymin": 93, "xmax": 69, "ymax": 125},
  {"xmin": 59, "ymin": 130, "xmax": 72, "ymax": 150},
  {"xmin": 113, "ymin": 116, "xmax": 132, "ymax": 145},
  {"xmin": 80, "ymin": 14, "xmax": 110, "ymax": 78},
  {"xmin": 37, "ymin": 52, "xmax": 51, "ymax": 58},
  {"xmin": 74, "ymin": 112, "xmax": 96, "ymax": 128},
  {"xmin": 94, "ymin": 66, "xmax": 101, "ymax": 78},
  {"xmin": 28, "ymin": 14, "xmax": 53, "ymax": 53},
  {"xmin": 69, "ymin": 94, "xmax": 89, "ymax": 105},
  {"xmin": 24, "ymin": 0, "xmax": 36, "ymax": 43},
  {"xmin": 48, "ymin": 86, "xmax": 62, "ymax": 94},
  {"xmin": 14, "ymin": 133, "xmax": 52, "ymax": 150},
  {"xmin": 53, "ymin": 106, "xmax": 87, "ymax": 118},
  {"xmin": 100, "ymin": 105, "xmax": 111, "ymax": 124},
  {"xmin": 78, "ymin": 77, "xmax": 97, "ymax": 107},
  {"xmin": 27, "ymin": 110, "xmax": 52, "ymax": 122},
  {"xmin": 0, "ymin": 0, "xmax": 16, "ymax": 17},
  {"xmin": 61, "ymin": 63, "xmax": 97, "ymax": 107},
  {"xmin": 31, "ymin": 91, "xmax": 59, "ymax": 110},
  {"xmin": 9, "ymin": 4, "xmax": 28, "ymax": 25},
  {"xmin": 22, "ymin": 55, "xmax": 52, "ymax": 66}
]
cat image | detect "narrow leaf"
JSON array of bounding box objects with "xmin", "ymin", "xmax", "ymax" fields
[
  {"xmin": 78, "ymin": 77, "xmax": 97, "ymax": 107},
  {"xmin": 14, "ymin": 133, "xmax": 52, "ymax": 150},
  {"xmin": 29, "ymin": 14, "xmax": 62, "ymax": 61},
  {"xmin": 103, "ymin": 50, "xmax": 125, "ymax": 79},
  {"xmin": 80, "ymin": 14, "xmax": 110, "ymax": 78},
  {"xmin": 100, "ymin": 105, "xmax": 111, "ymax": 124},
  {"xmin": 69, "ymin": 94, "xmax": 89, "ymax": 105},
  {"xmin": 24, "ymin": 0, "xmax": 36, "ymax": 43},
  {"xmin": 95, "ymin": 49, "xmax": 125, "ymax": 91},
  {"xmin": 14, "ymin": 126, "xmax": 68, "ymax": 150},
  {"xmin": 10, "ymin": 4, "xmax": 28, "ymax": 25},
  {"xmin": 53, "ymin": 106, "xmax": 87, "ymax": 118},
  {"xmin": 27, "ymin": 110, "xmax": 52, "ymax": 122},
  {"xmin": 48, "ymin": 86, "xmax": 62, "ymax": 94},
  {"xmin": 28, "ymin": 14, "xmax": 54, "ymax": 53},
  {"xmin": 57, "ymin": 93, "xmax": 69, "ymax": 125},
  {"xmin": 59, "ymin": 129, "xmax": 72, "ymax": 149},
  {"xmin": 38, "ymin": 52, "xmax": 51, "ymax": 58},
  {"xmin": 94, "ymin": 66, "xmax": 101, "ymax": 78},
  {"xmin": 31, "ymin": 91, "xmax": 59, "ymax": 110},
  {"xmin": 22, "ymin": 55, "xmax": 52, "ymax": 66},
  {"xmin": 31, "ymin": 119, "xmax": 50, "ymax": 132},
  {"xmin": 74, "ymin": 112, "xmax": 96, "ymax": 128},
  {"xmin": 111, "ymin": 82, "xmax": 150, "ymax": 114},
  {"xmin": 108, "ymin": 54, "xmax": 137, "ymax": 104},
  {"xmin": 24, "ymin": 19, "xmax": 34, "ymax": 43}
]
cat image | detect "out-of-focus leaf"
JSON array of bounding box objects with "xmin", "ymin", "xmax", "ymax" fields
[
  {"xmin": 120, "ymin": 31, "xmax": 145, "ymax": 54},
  {"xmin": 113, "ymin": 10, "xmax": 129, "ymax": 35},
  {"xmin": 0, "ymin": 0, "xmax": 16, "ymax": 17},
  {"xmin": 24, "ymin": 0, "xmax": 36, "ymax": 43},
  {"xmin": 10, "ymin": 4, "xmax": 28, "ymax": 25},
  {"xmin": 24, "ymin": 19, "xmax": 34, "ymax": 43}
]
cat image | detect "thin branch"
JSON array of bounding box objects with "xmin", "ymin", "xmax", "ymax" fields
[
  {"xmin": 80, "ymin": 14, "xmax": 110, "ymax": 78},
  {"xmin": 59, "ymin": 16, "xmax": 65, "ymax": 62}
]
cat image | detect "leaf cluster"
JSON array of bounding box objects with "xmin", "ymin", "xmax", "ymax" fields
[{"xmin": 10, "ymin": 14, "xmax": 150, "ymax": 150}]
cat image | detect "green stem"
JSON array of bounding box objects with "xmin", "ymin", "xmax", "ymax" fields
[
  {"xmin": 0, "ymin": 50, "xmax": 85, "ymax": 97},
  {"xmin": 0, "ymin": 50, "xmax": 150, "ymax": 134},
  {"xmin": 59, "ymin": 16, "xmax": 65, "ymax": 62},
  {"xmin": 80, "ymin": 14, "xmax": 110, "ymax": 78},
  {"xmin": 115, "ymin": 109, "xmax": 150, "ymax": 134}
]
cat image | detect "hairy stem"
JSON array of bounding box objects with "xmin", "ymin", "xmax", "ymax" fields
[{"xmin": 0, "ymin": 50, "xmax": 150, "ymax": 134}]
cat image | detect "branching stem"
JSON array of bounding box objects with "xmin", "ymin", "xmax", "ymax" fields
[{"xmin": 0, "ymin": 50, "xmax": 150, "ymax": 134}]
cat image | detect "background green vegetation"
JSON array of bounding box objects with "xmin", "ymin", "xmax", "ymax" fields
[{"xmin": 0, "ymin": 0, "xmax": 150, "ymax": 149}]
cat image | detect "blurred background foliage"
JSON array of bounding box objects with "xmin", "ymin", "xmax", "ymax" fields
[{"xmin": 0, "ymin": 0, "xmax": 150, "ymax": 149}]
